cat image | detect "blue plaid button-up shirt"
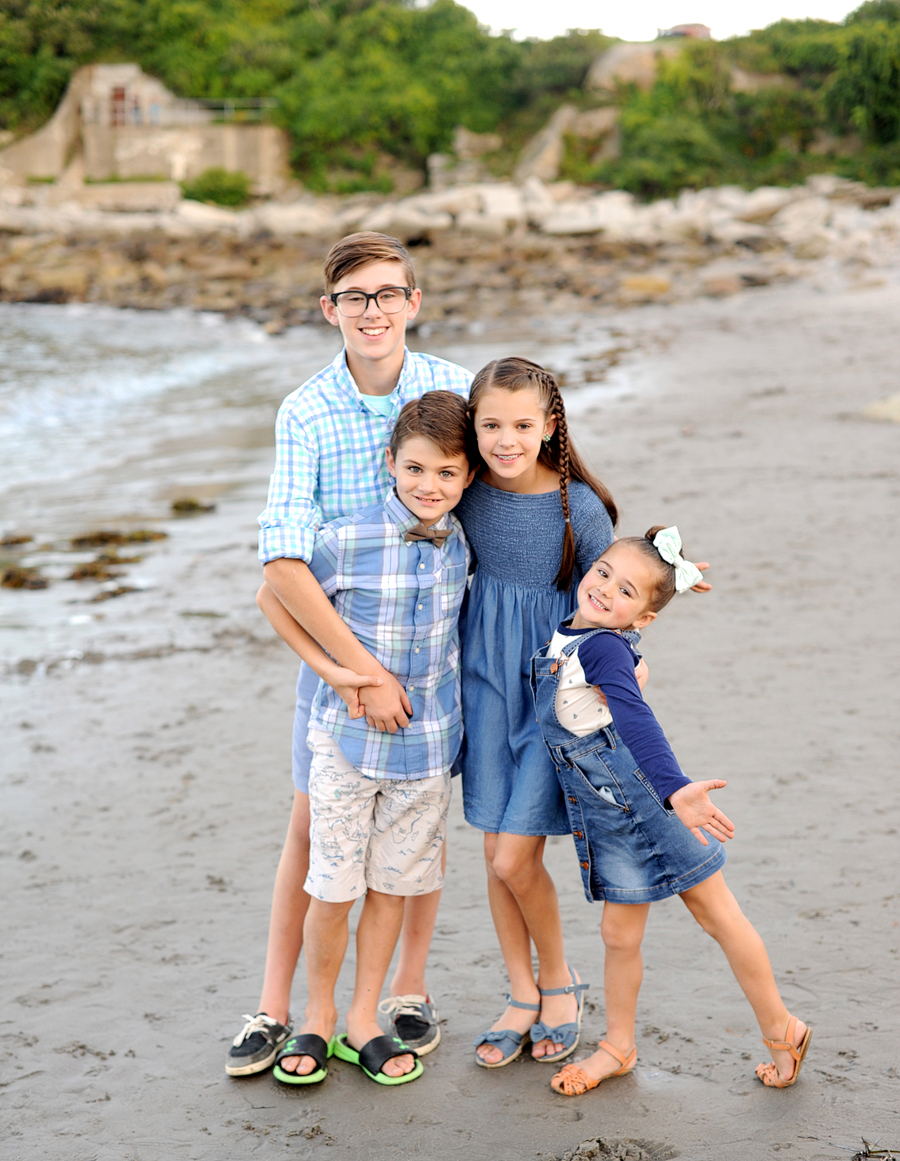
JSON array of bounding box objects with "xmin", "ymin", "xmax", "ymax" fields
[
  {"xmin": 258, "ymin": 348, "xmax": 472, "ymax": 564},
  {"xmin": 307, "ymin": 490, "xmax": 471, "ymax": 781}
]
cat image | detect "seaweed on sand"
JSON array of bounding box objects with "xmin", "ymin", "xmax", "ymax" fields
[
  {"xmin": 88, "ymin": 586, "xmax": 137, "ymax": 602},
  {"xmin": 68, "ymin": 560, "xmax": 125, "ymax": 582},
  {"xmin": 69, "ymin": 548, "xmax": 144, "ymax": 581},
  {"xmin": 557, "ymin": 1141, "xmax": 675, "ymax": 1161},
  {"xmin": 171, "ymin": 498, "xmax": 216, "ymax": 515},
  {"xmin": 1, "ymin": 534, "xmax": 34, "ymax": 547},
  {"xmin": 1, "ymin": 565, "xmax": 49, "ymax": 590},
  {"xmin": 71, "ymin": 530, "xmax": 167, "ymax": 548}
]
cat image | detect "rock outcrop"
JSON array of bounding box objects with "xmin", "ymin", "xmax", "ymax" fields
[{"xmin": 1, "ymin": 173, "xmax": 897, "ymax": 327}]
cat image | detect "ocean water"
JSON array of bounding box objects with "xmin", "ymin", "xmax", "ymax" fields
[{"xmin": 0, "ymin": 302, "xmax": 634, "ymax": 670}]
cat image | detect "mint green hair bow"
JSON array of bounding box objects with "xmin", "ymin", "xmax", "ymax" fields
[{"xmin": 652, "ymin": 526, "xmax": 703, "ymax": 593}]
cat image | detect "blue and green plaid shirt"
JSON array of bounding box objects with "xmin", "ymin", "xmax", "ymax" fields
[
  {"xmin": 258, "ymin": 348, "xmax": 472, "ymax": 565},
  {"xmin": 307, "ymin": 490, "xmax": 471, "ymax": 780}
]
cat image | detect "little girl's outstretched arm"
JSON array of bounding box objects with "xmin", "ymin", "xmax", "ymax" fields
[
  {"xmin": 667, "ymin": 781, "xmax": 735, "ymax": 846},
  {"xmin": 256, "ymin": 581, "xmax": 382, "ymax": 719}
]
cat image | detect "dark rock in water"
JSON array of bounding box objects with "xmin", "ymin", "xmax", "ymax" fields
[
  {"xmin": 97, "ymin": 550, "xmax": 143, "ymax": 564},
  {"xmin": 0, "ymin": 534, "xmax": 34, "ymax": 547},
  {"xmin": 557, "ymin": 1140, "xmax": 676, "ymax": 1161},
  {"xmin": 171, "ymin": 498, "xmax": 216, "ymax": 515},
  {"xmin": 68, "ymin": 559, "xmax": 125, "ymax": 582},
  {"xmin": 1, "ymin": 565, "xmax": 49, "ymax": 589},
  {"xmin": 71, "ymin": 531, "xmax": 129, "ymax": 548},
  {"xmin": 71, "ymin": 529, "xmax": 167, "ymax": 548},
  {"xmin": 88, "ymin": 585, "xmax": 137, "ymax": 602}
]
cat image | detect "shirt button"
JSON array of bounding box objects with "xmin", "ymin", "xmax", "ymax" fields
[
  {"xmin": 408, "ymin": 686, "xmax": 415, "ymax": 692},
  {"xmin": 414, "ymin": 647, "xmax": 420, "ymax": 653},
  {"xmin": 417, "ymin": 603, "xmax": 423, "ymax": 610},
  {"xmin": 419, "ymin": 563, "xmax": 425, "ymax": 569}
]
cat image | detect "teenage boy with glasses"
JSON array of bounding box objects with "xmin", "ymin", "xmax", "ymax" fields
[{"xmin": 225, "ymin": 232, "xmax": 472, "ymax": 1079}]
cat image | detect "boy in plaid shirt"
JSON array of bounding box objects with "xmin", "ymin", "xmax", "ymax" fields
[
  {"xmin": 255, "ymin": 392, "xmax": 475, "ymax": 1085},
  {"xmin": 226, "ymin": 233, "xmax": 471, "ymax": 1080}
]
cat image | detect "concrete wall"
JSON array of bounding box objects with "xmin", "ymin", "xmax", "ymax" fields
[
  {"xmin": 82, "ymin": 122, "xmax": 289, "ymax": 193},
  {"xmin": 0, "ymin": 64, "xmax": 289, "ymax": 194},
  {"xmin": 0, "ymin": 70, "xmax": 90, "ymax": 180}
]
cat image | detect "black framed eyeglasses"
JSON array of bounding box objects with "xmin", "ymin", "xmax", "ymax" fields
[{"xmin": 329, "ymin": 286, "xmax": 412, "ymax": 317}]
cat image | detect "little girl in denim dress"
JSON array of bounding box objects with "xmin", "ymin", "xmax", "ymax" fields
[{"xmin": 531, "ymin": 527, "xmax": 811, "ymax": 1097}]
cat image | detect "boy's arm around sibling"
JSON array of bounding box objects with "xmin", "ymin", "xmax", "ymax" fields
[
  {"xmin": 256, "ymin": 580, "xmax": 380, "ymax": 720},
  {"xmin": 259, "ymin": 399, "xmax": 413, "ymax": 733}
]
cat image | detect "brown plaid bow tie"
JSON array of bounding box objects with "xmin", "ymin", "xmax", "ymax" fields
[{"xmin": 404, "ymin": 522, "xmax": 451, "ymax": 547}]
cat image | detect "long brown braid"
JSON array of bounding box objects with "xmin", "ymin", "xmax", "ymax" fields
[{"xmin": 468, "ymin": 357, "xmax": 618, "ymax": 591}]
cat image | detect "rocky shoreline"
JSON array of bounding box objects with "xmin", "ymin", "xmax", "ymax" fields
[{"xmin": 1, "ymin": 174, "xmax": 899, "ymax": 329}]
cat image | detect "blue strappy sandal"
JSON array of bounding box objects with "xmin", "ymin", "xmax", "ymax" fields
[
  {"xmin": 530, "ymin": 966, "xmax": 589, "ymax": 1064},
  {"xmin": 474, "ymin": 996, "xmax": 541, "ymax": 1069}
]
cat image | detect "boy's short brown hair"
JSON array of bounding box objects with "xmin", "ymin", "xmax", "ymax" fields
[
  {"xmin": 323, "ymin": 232, "xmax": 417, "ymax": 291},
  {"xmin": 390, "ymin": 392, "xmax": 475, "ymax": 466}
]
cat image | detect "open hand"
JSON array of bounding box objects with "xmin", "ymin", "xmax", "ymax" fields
[
  {"xmin": 668, "ymin": 780, "xmax": 734, "ymax": 845},
  {"xmin": 691, "ymin": 561, "xmax": 711, "ymax": 593}
]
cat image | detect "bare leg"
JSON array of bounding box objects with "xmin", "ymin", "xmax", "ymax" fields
[
  {"xmin": 288, "ymin": 896, "xmax": 351, "ymax": 1076},
  {"xmin": 478, "ymin": 832, "xmax": 577, "ymax": 1061},
  {"xmin": 560, "ymin": 902, "xmax": 650, "ymax": 1084},
  {"xmin": 680, "ymin": 871, "xmax": 807, "ymax": 1083},
  {"xmin": 257, "ymin": 791, "xmax": 311, "ymax": 1024},
  {"xmin": 389, "ymin": 840, "xmax": 446, "ymax": 997},
  {"xmin": 346, "ymin": 890, "xmax": 416, "ymax": 1078},
  {"xmin": 476, "ymin": 832, "xmax": 541, "ymax": 1064}
]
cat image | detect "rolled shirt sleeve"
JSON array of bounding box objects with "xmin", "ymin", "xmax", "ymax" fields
[{"xmin": 258, "ymin": 403, "xmax": 322, "ymax": 564}]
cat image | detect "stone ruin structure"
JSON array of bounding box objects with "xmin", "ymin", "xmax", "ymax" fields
[{"xmin": 0, "ymin": 64, "xmax": 288, "ymax": 195}]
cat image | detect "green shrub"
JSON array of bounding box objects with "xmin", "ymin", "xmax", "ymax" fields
[
  {"xmin": 181, "ymin": 167, "xmax": 252, "ymax": 207},
  {"xmin": 827, "ymin": 24, "xmax": 900, "ymax": 144},
  {"xmin": 598, "ymin": 115, "xmax": 727, "ymax": 199},
  {"xmin": 4, "ymin": 0, "xmax": 900, "ymax": 196}
]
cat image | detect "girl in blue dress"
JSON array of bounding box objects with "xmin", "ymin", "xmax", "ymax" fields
[{"xmin": 454, "ymin": 356, "xmax": 631, "ymax": 1067}]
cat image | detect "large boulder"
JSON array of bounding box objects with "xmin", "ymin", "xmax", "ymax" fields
[
  {"xmin": 586, "ymin": 41, "xmax": 682, "ymax": 92},
  {"xmin": 541, "ymin": 190, "xmax": 638, "ymax": 237},
  {"xmin": 453, "ymin": 126, "xmax": 502, "ymax": 160},
  {"xmin": 514, "ymin": 106, "xmax": 578, "ymax": 184},
  {"xmin": 359, "ymin": 198, "xmax": 453, "ymax": 240},
  {"xmin": 736, "ymin": 186, "xmax": 800, "ymax": 223},
  {"xmin": 770, "ymin": 196, "xmax": 833, "ymax": 255},
  {"xmin": 75, "ymin": 181, "xmax": 182, "ymax": 213},
  {"xmin": 176, "ymin": 199, "xmax": 240, "ymax": 230},
  {"xmin": 252, "ymin": 201, "xmax": 340, "ymax": 236}
]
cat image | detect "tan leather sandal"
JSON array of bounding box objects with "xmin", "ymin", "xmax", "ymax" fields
[
  {"xmin": 551, "ymin": 1040, "xmax": 637, "ymax": 1096},
  {"xmin": 755, "ymin": 1016, "xmax": 812, "ymax": 1088}
]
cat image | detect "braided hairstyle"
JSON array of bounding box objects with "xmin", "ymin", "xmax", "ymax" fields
[{"xmin": 468, "ymin": 357, "xmax": 618, "ymax": 591}]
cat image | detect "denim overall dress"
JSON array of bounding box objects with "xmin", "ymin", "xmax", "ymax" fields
[{"xmin": 531, "ymin": 628, "xmax": 726, "ymax": 904}]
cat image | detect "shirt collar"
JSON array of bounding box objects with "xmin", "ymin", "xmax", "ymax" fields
[
  {"xmin": 384, "ymin": 488, "xmax": 454, "ymax": 539},
  {"xmin": 336, "ymin": 348, "xmax": 411, "ymax": 415}
]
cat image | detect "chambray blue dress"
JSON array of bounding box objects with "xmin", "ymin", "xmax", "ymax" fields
[{"xmin": 454, "ymin": 477, "xmax": 615, "ymax": 836}]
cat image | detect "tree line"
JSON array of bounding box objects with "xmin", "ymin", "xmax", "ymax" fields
[{"xmin": 1, "ymin": 0, "xmax": 899, "ymax": 195}]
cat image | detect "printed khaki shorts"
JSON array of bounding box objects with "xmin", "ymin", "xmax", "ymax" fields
[{"xmin": 305, "ymin": 730, "xmax": 451, "ymax": 903}]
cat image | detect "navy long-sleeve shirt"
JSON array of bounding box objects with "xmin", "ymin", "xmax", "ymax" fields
[{"xmin": 555, "ymin": 624, "xmax": 692, "ymax": 805}]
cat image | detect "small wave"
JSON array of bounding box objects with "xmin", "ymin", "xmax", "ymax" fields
[{"xmin": 0, "ymin": 303, "xmax": 334, "ymax": 496}]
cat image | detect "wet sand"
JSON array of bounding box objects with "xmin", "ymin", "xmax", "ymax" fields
[{"xmin": 2, "ymin": 282, "xmax": 899, "ymax": 1161}]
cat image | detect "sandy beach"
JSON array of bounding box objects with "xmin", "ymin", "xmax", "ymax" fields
[{"xmin": 2, "ymin": 280, "xmax": 899, "ymax": 1161}]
